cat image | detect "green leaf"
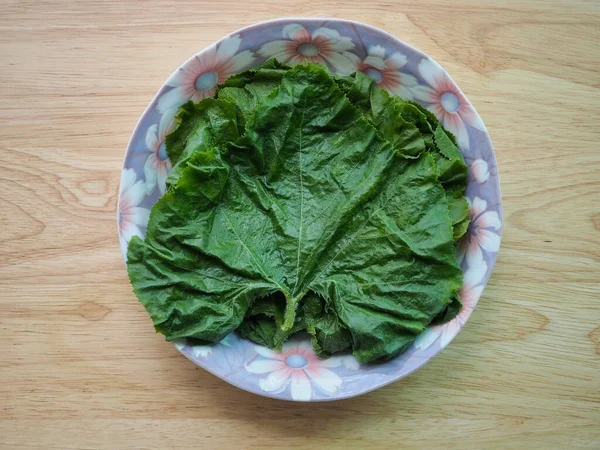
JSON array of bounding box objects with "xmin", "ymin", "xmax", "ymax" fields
[
  {"xmin": 308, "ymin": 152, "xmax": 462, "ymax": 361},
  {"xmin": 303, "ymin": 293, "xmax": 352, "ymax": 357},
  {"xmin": 165, "ymin": 99, "xmax": 241, "ymax": 186},
  {"xmin": 430, "ymin": 294, "xmax": 462, "ymax": 325},
  {"xmin": 237, "ymin": 292, "xmax": 304, "ymax": 349},
  {"xmin": 217, "ymin": 59, "xmax": 291, "ymax": 122},
  {"xmin": 128, "ymin": 64, "xmax": 468, "ymax": 363},
  {"xmin": 216, "ymin": 58, "xmax": 292, "ymax": 91},
  {"xmin": 432, "ymin": 125, "xmax": 469, "ymax": 239},
  {"xmin": 127, "ymin": 149, "xmax": 278, "ymax": 342},
  {"xmin": 433, "ymin": 125, "xmax": 467, "ymax": 186},
  {"xmin": 335, "ymin": 72, "xmax": 425, "ymax": 157},
  {"xmin": 335, "ymin": 72, "xmax": 469, "ymax": 242}
]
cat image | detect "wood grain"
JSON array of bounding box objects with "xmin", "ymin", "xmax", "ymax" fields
[{"xmin": 1, "ymin": 1, "xmax": 599, "ymax": 448}]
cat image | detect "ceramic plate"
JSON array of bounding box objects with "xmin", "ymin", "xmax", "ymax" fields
[{"xmin": 117, "ymin": 18, "xmax": 503, "ymax": 401}]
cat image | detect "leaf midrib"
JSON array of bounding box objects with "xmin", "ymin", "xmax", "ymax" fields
[{"xmin": 293, "ymin": 96, "xmax": 308, "ymax": 296}]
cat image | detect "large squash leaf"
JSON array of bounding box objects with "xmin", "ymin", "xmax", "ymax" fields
[{"xmin": 128, "ymin": 64, "xmax": 465, "ymax": 363}]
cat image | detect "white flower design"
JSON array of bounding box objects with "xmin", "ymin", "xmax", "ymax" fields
[
  {"xmin": 470, "ymin": 159, "xmax": 490, "ymax": 183},
  {"xmin": 158, "ymin": 34, "xmax": 255, "ymax": 113},
  {"xmin": 357, "ymin": 45, "xmax": 424, "ymax": 101},
  {"xmin": 144, "ymin": 108, "xmax": 176, "ymax": 194},
  {"xmin": 190, "ymin": 344, "xmax": 212, "ymax": 358},
  {"xmin": 173, "ymin": 334, "xmax": 234, "ymax": 358},
  {"xmin": 118, "ymin": 168, "xmax": 149, "ymax": 257},
  {"xmin": 413, "ymin": 58, "xmax": 485, "ymax": 150},
  {"xmin": 246, "ymin": 341, "xmax": 359, "ymax": 401},
  {"xmin": 258, "ymin": 24, "xmax": 359, "ymax": 75},
  {"xmin": 458, "ymin": 196, "xmax": 502, "ymax": 266},
  {"xmin": 415, "ymin": 261, "xmax": 488, "ymax": 350}
]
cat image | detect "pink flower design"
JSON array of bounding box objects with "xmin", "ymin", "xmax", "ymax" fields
[
  {"xmin": 413, "ymin": 58, "xmax": 486, "ymax": 150},
  {"xmin": 415, "ymin": 261, "xmax": 487, "ymax": 350},
  {"xmin": 118, "ymin": 169, "xmax": 149, "ymax": 257},
  {"xmin": 458, "ymin": 196, "xmax": 501, "ymax": 267},
  {"xmin": 357, "ymin": 45, "xmax": 423, "ymax": 101},
  {"xmin": 158, "ymin": 34, "xmax": 255, "ymax": 113},
  {"xmin": 258, "ymin": 24, "xmax": 359, "ymax": 75},
  {"xmin": 470, "ymin": 158, "xmax": 490, "ymax": 183},
  {"xmin": 144, "ymin": 108, "xmax": 176, "ymax": 194},
  {"xmin": 245, "ymin": 341, "xmax": 359, "ymax": 401}
]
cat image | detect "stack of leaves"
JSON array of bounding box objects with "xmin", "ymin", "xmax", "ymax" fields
[{"xmin": 127, "ymin": 60, "xmax": 469, "ymax": 364}]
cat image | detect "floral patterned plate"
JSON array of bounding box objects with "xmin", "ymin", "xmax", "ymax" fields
[{"xmin": 118, "ymin": 18, "xmax": 502, "ymax": 402}]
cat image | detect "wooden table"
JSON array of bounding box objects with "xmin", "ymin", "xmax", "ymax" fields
[{"xmin": 1, "ymin": 1, "xmax": 599, "ymax": 448}]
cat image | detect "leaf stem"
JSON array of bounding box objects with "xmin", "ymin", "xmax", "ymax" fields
[{"xmin": 282, "ymin": 293, "xmax": 304, "ymax": 331}]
